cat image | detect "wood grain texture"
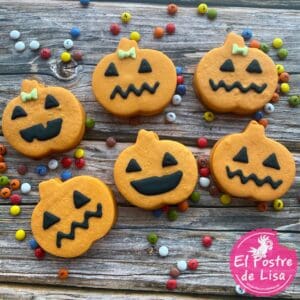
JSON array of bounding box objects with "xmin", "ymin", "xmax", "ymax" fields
[{"xmin": 0, "ymin": 0, "xmax": 299, "ymax": 299}]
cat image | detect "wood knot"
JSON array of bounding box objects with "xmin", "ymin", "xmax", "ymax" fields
[{"xmin": 50, "ymin": 59, "xmax": 81, "ymax": 81}]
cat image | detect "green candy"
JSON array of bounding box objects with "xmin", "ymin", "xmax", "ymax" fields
[
  {"xmin": 207, "ymin": 8, "xmax": 217, "ymax": 20},
  {"xmin": 147, "ymin": 232, "xmax": 158, "ymax": 244},
  {"xmin": 190, "ymin": 191, "xmax": 201, "ymax": 203},
  {"xmin": 85, "ymin": 117, "xmax": 95, "ymax": 129},
  {"xmin": 277, "ymin": 48, "xmax": 288, "ymax": 60},
  {"xmin": 167, "ymin": 208, "xmax": 178, "ymax": 221},
  {"xmin": 260, "ymin": 43, "xmax": 270, "ymax": 53},
  {"xmin": 288, "ymin": 95, "xmax": 300, "ymax": 107},
  {"xmin": 0, "ymin": 176, "xmax": 9, "ymax": 186}
]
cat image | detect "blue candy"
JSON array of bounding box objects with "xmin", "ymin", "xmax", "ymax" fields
[
  {"xmin": 29, "ymin": 238, "xmax": 39, "ymax": 250},
  {"xmin": 152, "ymin": 209, "xmax": 163, "ymax": 218},
  {"xmin": 176, "ymin": 84, "xmax": 186, "ymax": 96},
  {"xmin": 60, "ymin": 170, "xmax": 72, "ymax": 181},
  {"xmin": 70, "ymin": 27, "xmax": 81, "ymax": 39},
  {"xmin": 176, "ymin": 66, "xmax": 183, "ymax": 75},
  {"xmin": 253, "ymin": 111, "xmax": 264, "ymax": 121},
  {"xmin": 241, "ymin": 29, "xmax": 253, "ymax": 41},
  {"xmin": 80, "ymin": 0, "xmax": 90, "ymax": 6},
  {"xmin": 35, "ymin": 165, "xmax": 48, "ymax": 176}
]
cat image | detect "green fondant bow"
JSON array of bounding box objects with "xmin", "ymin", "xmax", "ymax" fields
[
  {"xmin": 232, "ymin": 43, "xmax": 249, "ymax": 56},
  {"xmin": 117, "ymin": 47, "xmax": 136, "ymax": 59},
  {"xmin": 20, "ymin": 88, "xmax": 38, "ymax": 102}
]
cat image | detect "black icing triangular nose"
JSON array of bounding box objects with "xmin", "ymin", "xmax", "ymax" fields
[
  {"xmin": 73, "ymin": 190, "xmax": 91, "ymax": 209},
  {"xmin": 43, "ymin": 211, "xmax": 60, "ymax": 230}
]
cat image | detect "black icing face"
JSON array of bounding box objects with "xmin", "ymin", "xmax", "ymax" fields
[
  {"xmin": 104, "ymin": 59, "xmax": 160, "ymax": 100},
  {"xmin": 126, "ymin": 152, "xmax": 183, "ymax": 195},
  {"xmin": 11, "ymin": 95, "xmax": 63, "ymax": 143},
  {"xmin": 209, "ymin": 59, "xmax": 267, "ymax": 93},
  {"xmin": 42, "ymin": 190, "xmax": 103, "ymax": 249},
  {"xmin": 226, "ymin": 146, "xmax": 283, "ymax": 189}
]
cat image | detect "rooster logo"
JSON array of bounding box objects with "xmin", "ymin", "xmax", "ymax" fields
[{"xmin": 249, "ymin": 235, "xmax": 273, "ymax": 260}]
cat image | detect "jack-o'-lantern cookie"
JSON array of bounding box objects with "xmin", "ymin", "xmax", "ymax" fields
[
  {"xmin": 2, "ymin": 80, "xmax": 86, "ymax": 159},
  {"xmin": 193, "ymin": 32, "xmax": 278, "ymax": 114},
  {"xmin": 31, "ymin": 176, "xmax": 117, "ymax": 258},
  {"xmin": 92, "ymin": 38, "xmax": 177, "ymax": 117},
  {"xmin": 114, "ymin": 130, "xmax": 198, "ymax": 210},
  {"xmin": 210, "ymin": 121, "xmax": 295, "ymax": 201}
]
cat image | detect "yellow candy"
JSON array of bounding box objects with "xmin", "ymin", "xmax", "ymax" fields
[
  {"xmin": 74, "ymin": 148, "xmax": 85, "ymax": 159},
  {"xmin": 15, "ymin": 229, "xmax": 26, "ymax": 241},
  {"xmin": 10, "ymin": 205, "xmax": 21, "ymax": 216},
  {"xmin": 276, "ymin": 64, "xmax": 285, "ymax": 74},
  {"xmin": 130, "ymin": 31, "xmax": 141, "ymax": 42},
  {"xmin": 61, "ymin": 52, "xmax": 71, "ymax": 63},
  {"xmin": 273, "ymin": 199, "xmax": 284, "ymax": 211},
  {"xmin": 272, "ymin": 38, "xmax": 283, "ymax": 49},
  {"xmin": 203, "ymin": 111, "xmax": 215, "ymax": 122},
  {"xmin": 198, "ymin": 3, "xmax": 208, "ymax": 14},
  {"xmin": 280, "ymin": 83, "xmax": 290, "ymax": 93},
  {"xmin": 121, "ymin": 12, "xmax": 131, "ymax": 23},
  {"xmin": 220, "ymin": 194, "xmax": 231, "ymax": 205}
]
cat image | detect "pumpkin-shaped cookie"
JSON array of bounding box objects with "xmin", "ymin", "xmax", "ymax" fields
[
  {"xmin": 210, "ymin": 121, "xmax": 296, "ymax": 201},
  {"xmin": 114, "ymin": 130, "xmax": 198, "ymax": 210},
  {"xmin": 92, "ymin": 38, "xmax": 177, "ymax": 117},
  {"xmin": 193, "ymin": 32, "xmax": 278, "ymax": 114},
  {"xmin": 31, "ymin": 176, "xmax": 117, "ymax": 258},
  {"xmin": 2, "ymin": 80, "xmax": 86, "ymax": 159}
]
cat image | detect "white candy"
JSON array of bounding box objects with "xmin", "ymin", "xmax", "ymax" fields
[
  {"xmin": 29, "ymin": 40, "xmax": 40, "ymax": 50},
  {"xmin": 264, "ymin": 103, "xmax": 275, "ymax": 114},
  {"xmin": 14, "ymin": 41, "xmax": 25, "ymax": 52},
  {"xmin": 199, "ymin": 177, "xmax": 210, "ymax": 188},
  {"xmin": 21, "ymin": 183, "xmax": 31, "ymax": 194},
  {"xmin": 166, "ymin": 112, "xmax": 176, "ymax": 123},
  {"xmin": 172, "ymin": 94, "xmax": 182, "ymax": 106},
  {"xmin": 48, "ymin": 159, "xmax": 59, "ymax": 170},
  {"xmin": 10, "ymin": 30, "xmax": 21, "ymax": 40},
  {"xmin": 235, "ymin": 285, "xmax": 246, "ymax": 295},
  {"xmin": 63, "ymin": 39, "xmax": 74, "ymax": 50},
  {"xmin": 158, "ymin": 245, "xmax": 169, "ymax": 257},
  {"xmin": 176, "ymin": 260, "xmax": 187, "ymax": 271}
]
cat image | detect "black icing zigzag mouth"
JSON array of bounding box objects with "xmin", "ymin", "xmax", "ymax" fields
[
  {"xmin": 226, "ymin": 166, "xmax": 282, "ymax": 189},
  {"xmin": 209, "ymin": 79, "xmax": 267, "ymax": 94},
  {"xmin": 110, "ymin": 82, "xmax": 160, "ymax": 100},
  {"xmin": 20, "ymin": 118, "xmax": 63, "ymax": 142},
  {"xmin": 130, "ymin": 170, "xmax": 183, "ymax": 196}
]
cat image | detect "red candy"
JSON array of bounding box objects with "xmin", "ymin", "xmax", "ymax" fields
[
  {"xmin": 199, "ymin": 167, "xmax": 210, "ymax": 177},
  {"xmin": 110, "ymin": 23, "xmax": 121, "ymax": 35},
  {"xmin": 202, "ymin": 235, "xmax": 213, "ymax": 248},
  {"xmin": 72, "ymin": 50, "xmax": 84, "ymax": 61},
  {"xmin": 166, "ymin": 279, "xmax": 177, "ymax": 290},
  {"xmin": 197, "ymin": 137, "xmax": 208, "ymax": 148},
  {"xmin": 10, "ymin": 194, "xmax": 22, "ymax": 205},
  {"xmin": 161, "ymin": 205, "xmax": 170, "ymax": 212},
  {"xmin": 187, "ymin": 258, "xmax": 199, "ymax": 270},
  {"xmin": 61, "ymin": 157, "xmax": 72, "ymax": 168},
  {"xmin": 166, "ymin": 23, "xmax": 176, "ymax": 34},
  {"xmin": 34, "ymin": 247, "xmax": 45, "ymax": 259},
  {"xmin": 75, "ymin": 158, "xmax": 85, "ymax": 169},
  {"xmin": 40, "ymin": 48, "xmax": 51, "ymax": 59},
  {"xmin": 177, "ymin": 75, "xmax": 184, "ymax": 84}
]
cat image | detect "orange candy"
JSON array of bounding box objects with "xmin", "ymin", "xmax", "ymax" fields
[
  {"xmin": 258, "ymin": 118, "xmax": 268, "ymax": 128},
  {"xmin": 177, "ymin": 200, "xmax": 189, "ymax": 212},
  {"xmin": 257, "ymin": 202, "xmax": 268, "ymax": 212},
  {"xmin": 249, "ymin": 39, "xmax": 260, "ymax": 49},
  {"xmin": 167, "ymin": 3, "xmax": 178, "ymax": 15},
  {"xmin": 279, "ymin": 72, "xmax": 290, "ymax": 83},
  {"xmin": 1, "ymin": 187, "xmax": 11, "ymax": 199},
  {"xmin": 271, "ymin": 92, "xmax": 280, "ymax": 103},
  {"xmin": 0, "ymin": 144, "xmax": 7, "ymax": 156},
  {"xmin": 10, "ymin": 179, "xmax": 21, "ymax": 190},
  {"xmin": 153, "ymin": 27, "xmax": 164, "ymax": 39},
  {"xmin": 0, "ymin": 162, "xmax": 7, "ymax": 173},
  {"xmin": 58, "ymin": 268, "xmax": 69, "ymax": 279}
]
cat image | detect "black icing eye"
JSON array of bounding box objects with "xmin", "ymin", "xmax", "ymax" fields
[
  {"xmin": 43, "ymin": 211, "xmax": 60, "ymax": 230},
  {"xmin": 162, "ymin": 152, "xmax": 178, "ymax": 167},
  {"xmin": 246, "ymin": 59, "xmax": 262, "ymax": 73},
  {"xmin": 138, "ymin": 59, "xmax": 152, "ymax": 73},
  {"xmin": 126, "ymin": 159, "xmax": 142, "ymax": 173},
  {"xmin": 105, "ymin": 62, "xmax": 119, "ymax": 76},
  {"xmin": 45, "ymin": 95, "xmax": 60, "ymax": 109},
  {"xmin": 11, "ymin": 106, "xmax": 27, "ymax": 120},
  {"xmin": 263, "ymin": 153, "xmax": 280, "ymax": 170},
  {"xmin": 233, "ymin": 147, "xmax": 248, "ymax": 163},
  {"xmin": 220, "ymin": 59, "xmax": 235, "ymax": 72},
  {"xmin": 73, "ymin": 191, "xmax": 91, "ymax": 209}
]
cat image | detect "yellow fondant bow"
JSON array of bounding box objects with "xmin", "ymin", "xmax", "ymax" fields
[
  {"xmin": 117, "ymin": 47, "xmax": 136, "ymax": 59},
  {"xmin": 232, "ymin": 43, "xmax": 249, "ymax": 56},
  {"xmin": 21, "ymin": 88, "xmax": 38, "ymax": 102}
]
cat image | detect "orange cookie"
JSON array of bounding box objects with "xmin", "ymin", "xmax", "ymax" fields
[
  {"xmin": 92, "ymin": 38, "xmax": 177, "ymax": 117},
  {"xmin": 193, "ymin": 32, "xmax": 278, "ymax": 114},
  {"xmin": 2, "ymin": 80, "xmax": 86, "ymax": 159},
  {"xmin": 114, "ymin": 130, "xmax": 198, "ymax": 210},
  {"xmin": 31, "ymin": 176, "xmax": 117, "ymax": 258},
  {"xmin": 210, "ymin": 121, "xmax": 296, "ymax": 201}
]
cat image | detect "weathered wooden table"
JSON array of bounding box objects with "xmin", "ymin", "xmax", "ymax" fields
[{"xmin": 0, "ymin": 0, "xmax": 299, "ymax": 299}]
